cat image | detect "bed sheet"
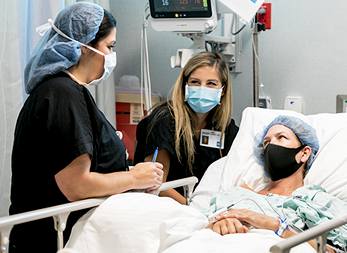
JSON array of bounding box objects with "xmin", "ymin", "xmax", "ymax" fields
[
  {"xmin": 65, "ymin": 193, "xmax": 314, "ymax": 253},
  {"xmin": 190, "ymin": 107, "xmax": 347, "ymax": 211}
]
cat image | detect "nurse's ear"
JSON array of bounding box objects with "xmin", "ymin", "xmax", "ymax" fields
[
  {"xmin": 81, "ymin": 46, "xmax": 88, "ymax": 54},
  {"xmin": 81, "ymin": 43, "xmax": 96, "ymax": 54},
  {"xmin": 77, "ymin": 46, "xmax": 89, "ymax": 65}
]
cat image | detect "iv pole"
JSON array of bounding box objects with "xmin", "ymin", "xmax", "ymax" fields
[
  {"xmin": 252, "ymin": 11, "xmax": 266, "ymax": 107},
  {"xmin": 252, "ymin": 15, "xmax": 259, "ymax": 107}
]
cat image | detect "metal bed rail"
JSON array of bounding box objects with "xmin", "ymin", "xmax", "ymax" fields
[
  {"xmin": 270, "ymin": 213, "xmax": 347, "ymax": 253},
  {"xmin": 0, "ymin": 176, "xmax": 198, "ymax": 253}
]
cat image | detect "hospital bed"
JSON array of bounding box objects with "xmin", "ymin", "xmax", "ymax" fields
[
  {"xmin": 189, "ymin": 107, "xmax": 347, "ymax": 253},
  {"xmin": 1, "ymin": 107, "xmax": 347, "ymax": 253}
]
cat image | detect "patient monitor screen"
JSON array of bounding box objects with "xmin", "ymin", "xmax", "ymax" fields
[{"xmin": 149, "ymin": 0, "xmax": 213, "ymax": 19}]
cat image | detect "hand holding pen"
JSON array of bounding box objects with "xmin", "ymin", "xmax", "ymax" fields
[
  {"xmin": 127, "ymin": 147, "xmax": 163, "ymax": 193},
  {"xmin": 143, "ymin": 147, "xmax": 162, "ymax": 193},
  {"xmin": 152, "ymin": 147, "xmax": 159, "ymax": 163}
]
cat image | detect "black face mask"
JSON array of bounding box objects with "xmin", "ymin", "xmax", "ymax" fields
[{"xmin": 263, "ymin": 143, "xmax": 306, "ymax": 181}]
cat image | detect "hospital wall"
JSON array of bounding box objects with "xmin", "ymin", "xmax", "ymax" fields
[{"xmin": 110, "ymin": 0, "xmax": 347, "ymax": 125}]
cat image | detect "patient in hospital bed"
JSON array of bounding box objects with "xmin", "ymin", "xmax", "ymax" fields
[
  {"xmin": 65, "ymin": 108, "xmax": 347, "ymax": 253},
  {"xmin": 204, "ymin": 115, "xmax": 346, "ymax": 252}
]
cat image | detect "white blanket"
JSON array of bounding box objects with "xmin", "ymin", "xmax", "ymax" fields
[{"xmin": 66, "ymin": 193, "xmax": 314, "ymax": 253}]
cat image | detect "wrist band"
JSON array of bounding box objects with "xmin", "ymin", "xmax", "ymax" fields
[{"xmin": 275, "ymin": 218, "xmax": 288, "ymax": 236}]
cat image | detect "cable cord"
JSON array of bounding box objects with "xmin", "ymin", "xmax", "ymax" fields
[
  {"xmin": 230, "ymin": 13, "xmax": 246, "ymax": 36},
  {"xmin": 230, "ymin": 197, "xmax": 267, "ymax": 215},
  {"xmin": 251, "ymin": 33, "xmax": 272, "ymax": 109},
  {"xmin": 264, "ymin": 194, "xmax": 304, "ymax": 233},
  {"xmin": 140, "ymin": 3, "xmax": 152, "ymax": 117}
]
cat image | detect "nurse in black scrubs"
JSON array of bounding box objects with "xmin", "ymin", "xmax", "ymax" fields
[
  {"xmin": 10, "ymin": 3, "xmax": 163, "ymax": 252},
  {"xmin": 134, "ymin": 52, "xmax": 238, "ymax": 205}
]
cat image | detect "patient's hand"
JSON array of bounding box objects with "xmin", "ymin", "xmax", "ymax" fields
[
  {"xmin": 207, "ymin": 218, "xmax": 249, "ymax": 236},
  {"xmin": 216, "ymin": 209, "xmax": 279, "ymax": 232}
]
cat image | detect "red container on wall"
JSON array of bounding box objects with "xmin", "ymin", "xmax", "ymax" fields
[{"xmin": 115, "ymin": 93, "xmax": 161, "ymax": 165}]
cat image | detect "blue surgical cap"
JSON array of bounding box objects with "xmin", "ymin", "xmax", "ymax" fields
[
  {"xmin": 254, "ymin": 115, "xmax": 319, "ymax": 172},
  {"xmin": 24, "ymin": 2, "xmax": 104, "ymax": 94}
]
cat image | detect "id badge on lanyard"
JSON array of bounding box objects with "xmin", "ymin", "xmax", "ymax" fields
[{"xmin": 200, "ymin": 129, "xmax": 225, "ymax": 149}]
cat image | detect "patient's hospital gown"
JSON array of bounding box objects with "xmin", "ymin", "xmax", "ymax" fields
[{"xmin": 202, "ymin": 185, "xmax": 347, "ymax": 250}]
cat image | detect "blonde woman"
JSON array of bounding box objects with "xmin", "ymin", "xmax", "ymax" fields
[{"xmin": 134, "ymin": 52, "xmax": 239, "ymax": 204}]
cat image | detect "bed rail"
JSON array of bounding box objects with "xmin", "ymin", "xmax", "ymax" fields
[
  {"xmin": 155, "ymin": 176, "xmax": 198, "ymax": 201},
  {"xmin": 0, "ymin": 176, "xmax": 198, "ymax": 253},
  {"xmin": 270, "ymin": 213, "xmax": 347, "ymax": 253},
  {"xmin": 0, "ymin": 198, "xmax": 107, "ymax": 253}
]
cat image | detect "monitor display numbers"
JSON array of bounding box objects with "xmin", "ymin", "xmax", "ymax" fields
[
  {"xmin": 150, "ymin": 0, "xmax": 212, "ymax": 18},
  {"xmin": 179, "ymin": 0, "xmax": 201, "ymax": 4},
  {"xmin": 155, "ymin": 0, "xmax": 207, "ymax": 12}
]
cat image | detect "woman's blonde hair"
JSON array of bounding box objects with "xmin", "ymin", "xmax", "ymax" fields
[{"xmin": 168, "ymin": 51, "xmax": 233, "ymax": 173}]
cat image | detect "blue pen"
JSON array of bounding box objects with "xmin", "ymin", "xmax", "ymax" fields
[{"xmin": 152, "ymin": 147, "xmax": 159, "ymax": 163}]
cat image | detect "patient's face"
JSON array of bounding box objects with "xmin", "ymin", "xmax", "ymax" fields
[{"xmin": 263, "ymin": 125, "xmax": 302, "ymax": 149}]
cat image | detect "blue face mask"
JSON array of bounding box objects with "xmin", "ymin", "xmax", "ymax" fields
[{"xmin": 185, "ymin": 84, "xmax": 223, "ymax": 114}]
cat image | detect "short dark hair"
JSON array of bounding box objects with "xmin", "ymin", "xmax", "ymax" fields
[{"xmin": 90, "ymin": 9, "xmax": 116, "ymax": 47}]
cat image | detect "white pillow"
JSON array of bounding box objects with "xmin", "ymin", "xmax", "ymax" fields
[
  {"xmin": 214, "ymin": 107, "xmax": 347, "ymax": 202},
  {"xmin": 190, "ymin": 157, "xmax": 227, "ymax": 211},
  {"xmin": 304, "ymin": 125, "xmax": 347, "ymax": 201},
  {"xmin": 65, "ymin": 193, "xmax": 207, "ymax": 253}
]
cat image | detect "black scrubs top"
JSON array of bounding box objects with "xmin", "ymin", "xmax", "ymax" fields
[
  {"xmin": 10, "ymin": 72, "xmax": 127, "ymax": 253},
  {"xmin": 134, "ymin": 104, "xmax": 239, "ymax": 194}
]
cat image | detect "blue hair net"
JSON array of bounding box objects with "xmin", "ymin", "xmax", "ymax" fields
[
  {"xmin": 254, "ymin": 115, "xmax": 319, "ymax": 173},
  {"xmin": 24, "ymin": 2, "xmax": 104, "ymax": 94}
]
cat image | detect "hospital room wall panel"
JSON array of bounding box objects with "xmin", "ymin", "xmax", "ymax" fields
[
  {"xmin": 110, "ymin": 0, "xmax": 347, "ymax": 126},
  {"xmin": 240, "ymin": 0, "xmax": 347, "ymax": 124}
]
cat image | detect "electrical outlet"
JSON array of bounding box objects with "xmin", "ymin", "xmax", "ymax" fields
[
  {"xmin": 284, "ymin": 96, "xmax": 302, "ymax": 113},
  {"xmin": 336, "ymin": 94, "xmax": 347, "ymax": 113},
  {"xmin": 257, "ymin": 3, "xmax": 271, "ymax": 30},
  {"xmin": 259, "ymin": 96, "xmax": 271, "ymax": 109}
]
